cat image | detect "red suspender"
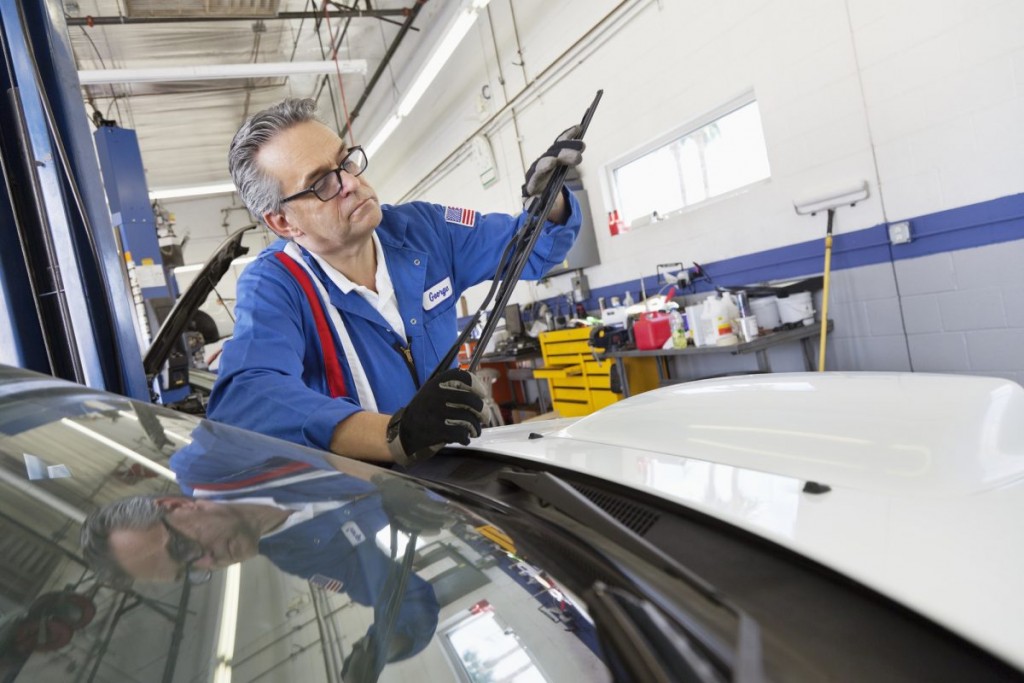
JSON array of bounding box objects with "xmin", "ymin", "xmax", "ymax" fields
[
  {"xmin": 273, "ymin": 252, "xmax": 348, "ymax": 398},
  {"xmin": 189, "ymin": 461, "xmax": 313, "ymax": 491}
]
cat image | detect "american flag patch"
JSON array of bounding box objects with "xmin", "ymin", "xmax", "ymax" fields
[
  {"xmin": 309, "ymin": 573, "xmax": 344, "ymax": 593},
  {"xmin": 444, "ymin": 206, "xmax": 476, "ymax": 227}
]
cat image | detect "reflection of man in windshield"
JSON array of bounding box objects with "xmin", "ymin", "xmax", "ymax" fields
[{"xmin": 81, "ymin": 427, "xmax": 444, "ymax": 670}]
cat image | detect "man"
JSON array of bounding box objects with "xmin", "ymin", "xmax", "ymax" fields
[
  {"xmin": 207, "ymin": 98, "xmax": 584, "ymax": 466},
  {"xmin": 81, "ymin": 424, "xmax": 449, "ymax": 668}
]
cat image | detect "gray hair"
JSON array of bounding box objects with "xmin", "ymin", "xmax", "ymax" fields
[
  {"xmin": 80, "ymin": 495, "xmax": 167, "ymax": 586},
  {"xmin": 228, "ymin": 97, "xmax": 322, "ymax": 222}
]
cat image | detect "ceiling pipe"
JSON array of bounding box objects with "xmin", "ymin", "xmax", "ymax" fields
[
  {"xmin": 78, "ymin": 59, "xmax": 367, "ymax": 85},
  {"xmin": 339, "ymin": 0, "xmax": 428, "ymax": 141},
  {"xmin": 64, "ymin": 9, "xmax": 412, "ymax": 26}
]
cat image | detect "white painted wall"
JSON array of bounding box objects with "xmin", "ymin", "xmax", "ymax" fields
[
  {"xmin": 167, "ymin": 0, "xmax": 1024, "ymax": 317},
  {"xmin": 359, "ymin": 0, "xmax": 1024, "ymax": 309}
]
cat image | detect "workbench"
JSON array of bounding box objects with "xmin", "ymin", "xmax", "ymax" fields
[
  {"xmin": 478, "ymin": 350, "xmax": 549, "ymax": 419},
  {"xmin": 601, "ymin": 320, "xmax": 834, "ymax": 397}
]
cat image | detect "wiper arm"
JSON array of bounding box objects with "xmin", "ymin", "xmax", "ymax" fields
[
  {"xmin": 497, "ymin": 469, "xmax": 767, "ymax": 683},
  {"xmin": 588, "ymin": 581, "xmax": 723, "ymax": 683}
]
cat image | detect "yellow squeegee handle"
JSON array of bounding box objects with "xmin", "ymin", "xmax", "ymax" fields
[{"xmin": 818, "ymin": 209, "xmax": 835, "ymax": 372}]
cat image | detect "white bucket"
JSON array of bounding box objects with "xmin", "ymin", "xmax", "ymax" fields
[
  {"xmin": 750, "ymin": 296, "xmax": 781, "ymax": 331},
  {"xmin": 777, "ymin": 291, "xmax": 815, "ymax": 326}
]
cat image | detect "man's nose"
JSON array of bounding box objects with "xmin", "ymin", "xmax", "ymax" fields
[
  {"xmin": 193, "ymin": 550, "xmax": 217, "ymax": 569},
  {"xmin": 337, "ymin": 169, "xmax": 360, "ymax": 197}
]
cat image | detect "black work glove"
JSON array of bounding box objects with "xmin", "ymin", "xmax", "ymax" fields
[
  {"xmin": 341, "ymin": 632, "xmax": 380, "ymax": 683},
  {"xmin": 386, "ymin": 368, "xmax": 485, "ymax": 466},
  {"xmin": 372, "ymin": 474, "xmax": 454, "ymax": 536},
  {"xmin": 521, "ymin": 125, "xmax": 585, "ymax": 203}
]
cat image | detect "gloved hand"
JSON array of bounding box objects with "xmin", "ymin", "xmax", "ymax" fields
[
  {"xmin": 521, "ymin": 125, "xmax": 585, "ymax": 203},
  {"xmin": 341, "ymin": 632, "xmax": 379, "ymax": 682},
  {"xmin": 372, "ymin": 474, "xmax": 455, "ymax": 536},
  {"xmin": 385, "ymin": 368, "xmax": 485, "ymax": 466}
]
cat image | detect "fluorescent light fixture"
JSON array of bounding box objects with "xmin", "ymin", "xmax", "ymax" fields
[
  {"xmin": 150, "ymin": 181, "xmax": 237, "ymax": 201},
  {"xmin": 363, "ymin": 0, "xmax": 491, "ymax": 154},
  {"xmin": 397, "ymin": 9, "xmax": 479, "ymax": 117},
  {"xmin": 79, "ymin": 59, "xmax": 367, "ymax": 85},
  {"xmin": 173, "ymin": 254, "xmax": 256, "ymax": 277},
  {"xmin": 212, "ymin": 564, "xmax": 241, "ymax": 683},
  {"xmin": 0, "ymin": 466, "xmax": 86, "ymax": 524},
  {"xmin": 116, "ymin": 410, "xmax": 193, "ymax": 444},
  {"xmin": 60, "ymin": 418, "xmax": 177, "ymax": 481},
  {"xmin": 365, "ymin": 114, "xmax": 402, "ymax": 158}
]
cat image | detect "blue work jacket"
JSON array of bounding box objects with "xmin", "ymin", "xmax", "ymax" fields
[
  {"xmin": 208, "ymin": 194, "xmax": 581, "ymax": 450},
  {"xmin": 170, "ymin": 424, "xmax": 439, "ymax": 660}
]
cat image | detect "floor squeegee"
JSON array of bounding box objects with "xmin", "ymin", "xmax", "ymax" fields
[{"xmin": 793, "ymin": 180, "xmax": 869, "ymax": 371}]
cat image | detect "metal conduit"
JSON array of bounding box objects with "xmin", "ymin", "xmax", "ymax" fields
[
  {"xmin": 339, "ymin": 0, "xmax": 427, "ymax": 141},
  {"xmin": 64, "ymin": 9, "xmax": 413, "ymax": 26}
]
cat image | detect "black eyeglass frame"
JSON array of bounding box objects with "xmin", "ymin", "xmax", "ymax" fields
[
  {"xmin": 161, "ymin": 515, "xmax": 213, "ymax": 585},
  {"xmin": 279, "ymin": 146, "xmax": 368, "ymax": 205}
]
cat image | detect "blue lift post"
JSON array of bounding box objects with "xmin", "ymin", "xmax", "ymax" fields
[
  {"xmin": 0, "ymin": 0, "xmax": 149, "ymax": 400},
  {"xmin": 93, "ymin": 124, "xmax": 191, "ymax": 404}
]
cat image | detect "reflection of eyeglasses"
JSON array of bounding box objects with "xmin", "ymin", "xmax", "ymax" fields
[
  {"xmin": 280, "ymin": 146, "xmax": 368, "ymax": 205},
  {"xmin": 161, "ymin": 516, "xmax": 213, "ymax": 585}
]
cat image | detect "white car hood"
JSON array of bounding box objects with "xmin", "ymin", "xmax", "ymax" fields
[{"xmin": 470, "ymin": 372, "xmax": 1024, "ymax": 671}]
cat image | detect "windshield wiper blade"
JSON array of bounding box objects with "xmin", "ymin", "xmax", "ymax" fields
[
  {"xmin": 496, "ymin": 469, "xmax": 767, "ymax": 683},
  {"xmin": 430, "ymin": 89, "xmax": 603, "ymax": 380}
]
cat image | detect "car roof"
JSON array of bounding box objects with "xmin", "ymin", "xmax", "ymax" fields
[{"xmin": 468, "ymin": 371, "xmax": 1024, "ymax": 671}]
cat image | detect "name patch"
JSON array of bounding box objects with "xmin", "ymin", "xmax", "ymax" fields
[
  {"xmin": 341, "ymin": 521, "xmax": 366, "ymax": 546},
  {"xmin": 423, "ymin": 277, "xmax": 453, "ymax": 311}
]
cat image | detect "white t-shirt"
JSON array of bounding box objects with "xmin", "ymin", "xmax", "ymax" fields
[{"xmin": 309, "ymin": 232, "xmax": 407, "ymax": 341}]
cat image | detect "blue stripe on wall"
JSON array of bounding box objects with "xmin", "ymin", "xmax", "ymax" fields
[{"xmin": 458, "ymin": 192, "xmax": 1024, "ymax": 329}]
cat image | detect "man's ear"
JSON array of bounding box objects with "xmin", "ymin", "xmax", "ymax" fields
[
  {"xmin": 154, "ymin": 496, "xmax": 193, "ymax": 512},
  {"xmin": 264, "ymin": 210, "xmax": 300, "ymax": 239}
]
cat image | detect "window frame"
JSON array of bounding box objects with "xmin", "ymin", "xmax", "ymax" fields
[{"xmin": 607, "ymin": 91, "xmax": 771, "ymax": 225}]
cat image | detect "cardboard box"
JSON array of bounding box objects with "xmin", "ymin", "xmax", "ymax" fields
[{"xmin": 510, "ymin": 407, "xmax": 541, "ymax": 423}]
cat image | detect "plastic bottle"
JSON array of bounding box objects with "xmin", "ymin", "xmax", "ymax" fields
[
  {"xmin": 711, "ymin": 293, "xmax": 738, "ymax": 346},
  {"xmin": 722, "ymin": 292, "xmax": 740, "ymax": 328},
  {"xmin": 669, "ymin": 309, "xmax": 687, "ymax": 348},
  {"xmin": 612, "ymin": 210, "xmax": 627, "ymax": 234},
  {"xmin": 623, "ymin": 290, "xmax": 635, "ymax": 307}
]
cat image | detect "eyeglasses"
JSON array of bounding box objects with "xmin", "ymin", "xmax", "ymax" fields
[
  {"xmin": 279, "ymin": 146, "xmax": 368, "ymax": 205},
  {"xmin": 161, "ymin": 516, "xmax": 213, "ymax": 585}
]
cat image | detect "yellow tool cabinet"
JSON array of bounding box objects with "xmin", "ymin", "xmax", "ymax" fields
[{"xmin": 534, "ymin": 327, "xmax": 657, "ymax": 417}]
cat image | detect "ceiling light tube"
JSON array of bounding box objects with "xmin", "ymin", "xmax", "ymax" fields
[
  {"xmin": 0, "ymin": 466, "xmax": 86, "ymax": 524},
  {"xmin": 397, "ymin": 9, "xmax": 479, "ymax": 117},
  {"xmin": 365, "ymin": 0, "xmax": 490, "ymax": 154},
  {"xmin": 78, "ymin": 59, "xmax": 367, "ymax": 85},
  {"xmin": 212, "ymin": 564, "xmax": 241, "ymax": 683},
  {"xmin": 61, "ymin": 418, "xmax": 177, "ymax": 481},
  {"xmin": 365, "ymin": 114, "xmax": 402, "ymax": 158},
  {"xmin": 150, "ymin": 181, "xmax": 237, "ymax": 201}
]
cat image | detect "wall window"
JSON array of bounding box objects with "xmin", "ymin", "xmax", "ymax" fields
[{"xmin": 612, "ymin": 97, "xmax": 771, "ymax": 224}]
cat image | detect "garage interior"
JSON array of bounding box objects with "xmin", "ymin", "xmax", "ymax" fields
[{"xmin": 1, "ymin": 1, "xmax": 1023, "ymax": 681}]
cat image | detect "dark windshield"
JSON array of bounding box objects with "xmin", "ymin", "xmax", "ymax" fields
[{"xmin": 0, "ymin": 365, "xmax": 608, "ymax": 683}]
